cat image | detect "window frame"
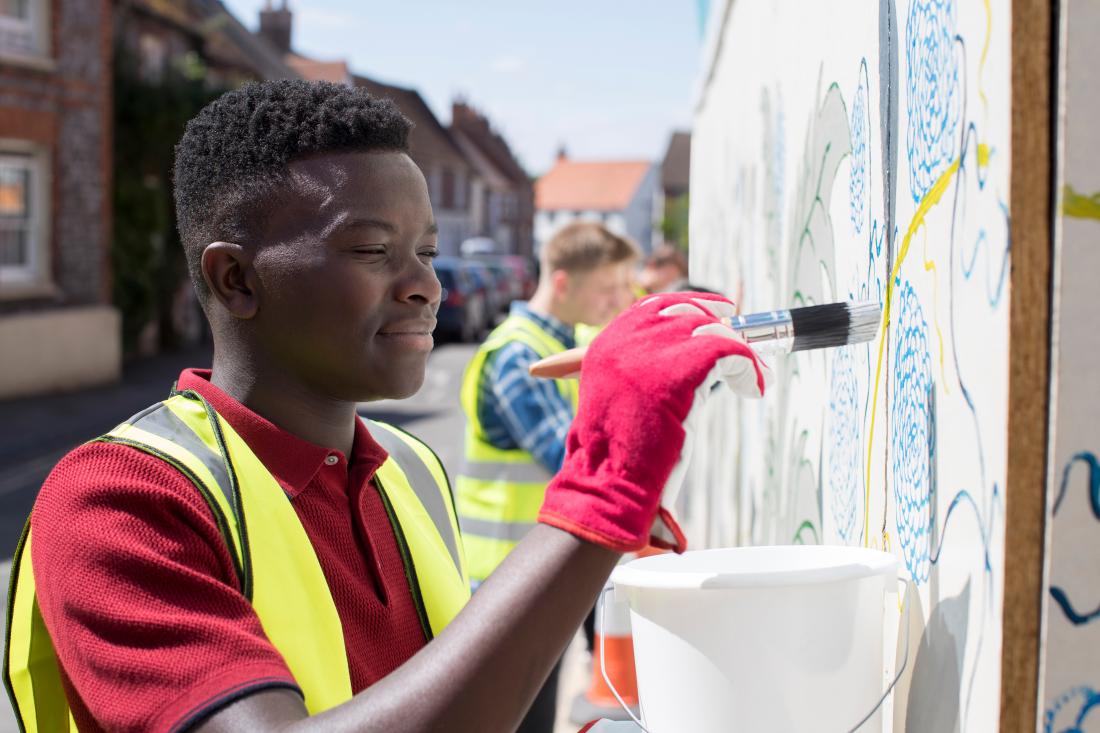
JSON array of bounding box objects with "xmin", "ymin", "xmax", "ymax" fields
[
  {"xmin": 0, "ymin": 142, "xmax": 53, "ymax": 297},
  {"xmin": 0, "ymin": 0, "xmax": 51, "ymax": 64}
]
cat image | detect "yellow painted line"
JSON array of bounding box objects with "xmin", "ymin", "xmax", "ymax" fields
[
  {"xmin": 1064, "ymin": 184, "xmax": 1100, "ymax": 221},
  {"xmin": 979, "ymin": 0, "xmax": 992, "ymax": 114},
  {"xmin": 863, "ymin": 159, "xmax": 961, "ymax": 547},
  {"xmin": 922, "ymin": 228, "xmax": 950, "ymax": 394}
]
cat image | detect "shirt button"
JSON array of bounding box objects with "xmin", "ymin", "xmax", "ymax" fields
[{"xmin": 325, "ymin": 455, "xmax": 339, "ymax": 466}]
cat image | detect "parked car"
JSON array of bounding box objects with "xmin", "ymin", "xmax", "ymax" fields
[
  {"xmin": 461, "ymin": 260, "xmax": 509, "ymax": 325},
  {"xmin": 467, "ymin": 254, "xmax": 537, "ymax": 301},
  {"xmin": 433, "ymin": 257, "xmax": 489, "ymax": 342},
  {"xmin": 480, "ymin": 261, "xmax": 516, "ymax": 314}
]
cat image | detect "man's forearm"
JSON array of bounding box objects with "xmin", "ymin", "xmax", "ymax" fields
[{"xmin": 197, "ymin": 525, "xmax": 620, "ymax": 732}]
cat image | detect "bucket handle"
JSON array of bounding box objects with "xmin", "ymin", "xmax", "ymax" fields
[
  {"xmin": 845, "ymin": 576, "xmax": 912, "ymax": 732},
  {"xmin": 597, "ymin": 585, "xmax": 649, "ymax": 731},
  {"xmin": 598, "ymin": 575, "xmax": 913, "ymax": 733}
]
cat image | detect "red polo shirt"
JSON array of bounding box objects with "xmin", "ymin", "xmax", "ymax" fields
[{"xmin": 29, "ymin": 369, "xmax": 429, "ymax": 732}]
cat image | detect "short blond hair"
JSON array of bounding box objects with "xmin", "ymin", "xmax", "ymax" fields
[{"xmin": 542, "ymin": 221, "xmax": 640, "ymax": 274}]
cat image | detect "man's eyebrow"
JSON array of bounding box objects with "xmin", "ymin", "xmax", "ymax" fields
[
  {"xmin": 336, "ymin": 217, "xmax": 398, "ymax": 233},
  {"xmin": 425, "ymin": 222, "xmax": 439, "ymax": 236}
]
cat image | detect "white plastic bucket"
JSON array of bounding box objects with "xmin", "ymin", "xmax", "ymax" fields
[{"xmin": 609, "ymin": 545, "xmax": 899, "ymax": 733}]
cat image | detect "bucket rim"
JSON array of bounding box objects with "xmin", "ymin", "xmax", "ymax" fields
[{"xmin": 610, "ymin": 545, "xmax": 898, "ymax": 591}]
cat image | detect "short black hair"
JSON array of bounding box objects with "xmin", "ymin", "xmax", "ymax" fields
[{"xmin": 173, "ymin": 79, "xmax": 412, "ymax": 299}]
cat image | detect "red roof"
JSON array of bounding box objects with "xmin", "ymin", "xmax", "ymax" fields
[
  {"xmin": 285, "ymin": 54, "xmax": 350, "ymax": 84},
  {"xmin": 535, "ymin": 160, "xmax": 651, "ymax": 212}
]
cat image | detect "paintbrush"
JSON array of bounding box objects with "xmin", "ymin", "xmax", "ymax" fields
[{"xmin": 529, "ymin": 300, "xmax": 881, "ymax": 379}]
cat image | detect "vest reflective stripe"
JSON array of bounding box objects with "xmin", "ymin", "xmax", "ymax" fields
[
  {"xmin": 459, "ymin": 516, "xmax": 539, "ymax": 542},
  {"xmin": 456, "ymin": 313, "xmax": 579, "ymax": 582},
  {"xmin": 369, "ymin": 421, "xmax": 463, "ymax": 573},
  {"xmin": 457, "ymin": 455, "xmax": 553, "ymax": 483},
  {"xmin": 4, "ymin": 392, "xmax": 469, "ymax": 728}
]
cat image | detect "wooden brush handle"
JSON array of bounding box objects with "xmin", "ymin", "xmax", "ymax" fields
[{"xmin": 528, "ymin": 347, "xmax": 587, "ymax": 379}]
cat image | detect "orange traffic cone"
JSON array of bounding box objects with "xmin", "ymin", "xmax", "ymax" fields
[{"xmin": 570, "ymin": 549, "xmax": 665, "ymax": 724}]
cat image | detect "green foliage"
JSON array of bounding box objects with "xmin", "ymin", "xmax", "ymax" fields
[
  {"xmin": 661, "ymin": 193, "xmax": 690, "ymax": 250},
  {"xmin": 111, "ymin": 43, "xmax": 223, "ymax": 352}
]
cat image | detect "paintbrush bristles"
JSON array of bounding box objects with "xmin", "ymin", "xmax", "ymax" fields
[
  {"xmin": 789, "ymin": 301, "xmax": 880, "ymax": 352},
  {"xmin": 846, "ymin": 301, "xmax": 881, "ymax": 345}
]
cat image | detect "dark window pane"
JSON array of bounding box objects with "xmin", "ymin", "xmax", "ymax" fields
[{"xmin": 0, "ymin": 227, "xmax": 27, "ymax": 266}]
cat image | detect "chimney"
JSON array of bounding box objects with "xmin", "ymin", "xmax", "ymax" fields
[
  {"xmin": 556, "ymin": 144, "xmax": 568, "ymax": 162},
  {"xmin": 259, "ymin": 0, "xmax": 293, "ymax": 55}
]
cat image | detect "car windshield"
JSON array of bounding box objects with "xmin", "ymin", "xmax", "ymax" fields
[{"xmin": 433, "ymin": 266, "xmax": 456, "ymax": 289}]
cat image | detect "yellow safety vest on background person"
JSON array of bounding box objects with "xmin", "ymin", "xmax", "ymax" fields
[
  {"xmin": 456, "ymin": 313, "xmax": 580, "ymax": 584},
  {"xmin": 573, "ymin": 322, "xmax": 603, "ymax": 348},
  {"xmin": 4, "ymin": 390, "xmax": 469, "ymax": 732}
]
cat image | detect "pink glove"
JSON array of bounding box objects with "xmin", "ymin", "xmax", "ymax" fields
[{"xmin": 538, "ymin": 292, "xmax": 770, "ymax": 553}]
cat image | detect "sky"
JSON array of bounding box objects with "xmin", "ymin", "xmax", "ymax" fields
[{"xmin": 222, "ymin": 1, "xmax": 704, "ymax": 176}]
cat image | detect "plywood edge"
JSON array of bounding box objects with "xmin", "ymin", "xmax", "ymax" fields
[{"xmin": 1001, "ymin": 0, "xmax": 1056, "ymax": 730}]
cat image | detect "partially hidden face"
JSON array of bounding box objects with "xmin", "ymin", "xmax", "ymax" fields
[
  {"xmin": 565, "ymin": 261, "xmax": 637, "ymax": 328},
  {"xmin": 250, "ymin": 150, "xmax": 442, "ymax": 402}
]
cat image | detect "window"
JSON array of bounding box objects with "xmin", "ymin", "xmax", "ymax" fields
[
  {"xmin": 0, "ymin": 0, "xmax": 47, "ymax": 59},
  {"xmin": 440, "ymin": 168, "xmax": 455, "ymax": 210},
  {"xmin": 0, "ymin": 150, "xmax": 49, "ymax": 288},
  {"xmin": 139, "ymin": 33, "xmax": 168, "ymax": 82}
]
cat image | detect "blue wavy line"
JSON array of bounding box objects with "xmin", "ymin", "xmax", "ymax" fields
[
  {"xmin": 1049, "ymin": 452, "xmax": 1100, "ymax": 626},
  {"xmin": 959, "ymin": 202, "xmax": 1010, "ymax": 307}
]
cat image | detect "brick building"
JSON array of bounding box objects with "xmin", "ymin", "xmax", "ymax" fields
[
  {"xmin": 261, "ymin": 3, "xmax": 482, "ymax": 257},
  {"xmin": 0, "ymin": 0, "xmax": 116, "ymax": 399},
  {"xmin": 450, "ymin": 101, "xmax": 535, "ymax": 257},
  {"xmin": 117, "ymin": 0, "xmax": 297, "ymax": 87}
]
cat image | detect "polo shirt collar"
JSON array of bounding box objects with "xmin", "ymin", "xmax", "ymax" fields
[{"xmin": 174, "ymin": 369, "xmax": 388, "ymax": 498}]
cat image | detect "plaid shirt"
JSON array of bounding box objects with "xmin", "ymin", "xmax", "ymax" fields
[{"xmin": 476, "ymin": 302, "xmax": 576, "ymax": 474}]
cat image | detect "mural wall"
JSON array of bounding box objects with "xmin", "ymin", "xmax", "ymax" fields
[
  {"xmin": 684, "ymin": 0, "xmax": 1010, "ymax": 728},
  {"xmin": 1039, "ymin": 0, "xmax": 1100, "ymax": 729}
]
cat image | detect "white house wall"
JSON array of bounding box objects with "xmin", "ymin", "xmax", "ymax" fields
[
  {"xmin": 623, "ymin": 164, "xmax": 659, "ymax": 254},
  {"xmin": 686, "ymin": 1, "xmax": 1011, "ymax": 729}
]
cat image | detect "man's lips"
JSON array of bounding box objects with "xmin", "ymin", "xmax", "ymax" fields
[{"xmin": 378, "ymin": 320, "xmax": 437, "ymax": 336}]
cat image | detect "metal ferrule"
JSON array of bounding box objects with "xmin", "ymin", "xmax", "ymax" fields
[{"xmin": 727, "ymin": 310, "xmax": 795, "ymax": 352}]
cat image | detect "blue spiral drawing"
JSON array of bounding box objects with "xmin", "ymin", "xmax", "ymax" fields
[
  {"xmin": 891, "ymin": 283, "xmax": 935, "ymax": 584},
  {"xmin": 828, "ymin": 349, "xmax": 861, "ymax": 543},
  {"xmin": 849, "ymin": 73, "xmax": 870, "ymax": 234},
  {"xmin": 905, "ymin": 0, "xmax": 960, "ymax": 202},
  {"xmin": 1044, "ymin": 686, "xmax": 1100, "ymax": 733}
]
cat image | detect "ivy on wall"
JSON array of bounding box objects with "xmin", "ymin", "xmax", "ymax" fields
[{"xmin": 111, "ymin": 45, "xmax": 223, "ymax": 353}]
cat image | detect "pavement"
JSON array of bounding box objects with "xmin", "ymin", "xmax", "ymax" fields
[{"xmin": 0, "ymin": 338, "xmax": 589, "ymax": 730}]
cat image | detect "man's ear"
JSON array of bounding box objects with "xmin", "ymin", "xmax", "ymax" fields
[
  {"xmin": 202, "ymin": 242, "xmax": 259, "ymax": 319},
  {"xmin": 550, "ymin": 269, "xmax": 571, "ymax": 299}
]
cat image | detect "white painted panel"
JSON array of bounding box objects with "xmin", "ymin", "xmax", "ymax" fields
[
  {"xmin": 687, "ymin": 1, "xmax": 1011, "ymax": 729},
  {"xmin": 1039, "ymin": 0, "xmax": 1100, "ymax": 728}
]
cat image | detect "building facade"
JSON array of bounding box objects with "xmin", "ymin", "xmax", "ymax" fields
[
  {"xmin": 260, "ymin": 3, "xmax": 486, "ymax": 258},
  {"xmin": 0, "ymin": 0, "xmax": 116, "ymax": 399},
  {"xmin": 451, "ymin": 101, "xmax": 535, "ymax": 257},
  {"xmin": 534, "ymin": 155, "xmax": 659, "ymax": 257}
]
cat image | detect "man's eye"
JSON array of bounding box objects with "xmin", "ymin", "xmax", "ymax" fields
[
  {"xmin": 420, "ymin": 249, "xmax": 440, "ymax": 259},
  {"xmin": 354, "ymin": 246, "xmax": 387, "ymax": 255}
]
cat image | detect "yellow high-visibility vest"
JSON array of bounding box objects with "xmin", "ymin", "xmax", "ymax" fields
[
  {"xmin": 4, "ymin": 390, "xmax": 470, "ymax": 731},
  {"xmin": 456, "ymin": 313, "xmax": 579, "ymax": 583}
]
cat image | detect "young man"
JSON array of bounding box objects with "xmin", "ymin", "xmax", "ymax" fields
[
  {"xmin": 455, "ymin": 222, "xmax": 637, "ymax": 730},
  {"xmin": 637, "ymin": 244, "xmax": 689, "ymax": 295},
  {"xmin": 5, "ymin": 81, "xmax": 768, "ymax": 732}
]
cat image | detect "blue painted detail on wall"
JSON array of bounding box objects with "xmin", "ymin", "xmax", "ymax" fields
[
  {"xmin": 1050, "ymin": 451, "xmax": 1100, "ymax": 626},
  {"xmin": 828, "ymin": 348, "xmax": 861, "ymax": 542},
  {"xmin": 905, "ymin": 0, "xmax": 960, "ymax": 202},
  {"xmin": 1044, "ymin": 685, "xmax": 1100, "ymax": 733},
  {"xmin": 891, "ymin": 282, "xmax": 935, "ymax": 584},
  {"xmin": 849, "ymin": 60, "xmax": 871, "ymax": 234}
]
